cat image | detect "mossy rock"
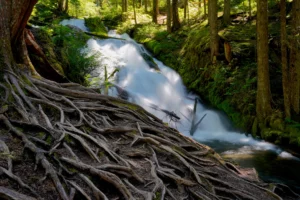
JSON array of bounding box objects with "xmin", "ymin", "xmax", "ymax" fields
[
  {"xmin": 141, "ymin": 53, "xmax": 159, "ymax": 71},
  {"xmin": 145, "ymin": 40, "xmax": 163, "ymax": 55},
  {"xmin": 261, "ymin": 128, "xmax": 284, "ymax": 142},
  {"xmin": 84, "ymin": 17, "xmax": 107, "ymax": 37}
]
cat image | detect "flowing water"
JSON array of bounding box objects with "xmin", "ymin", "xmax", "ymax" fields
[{"xmin": 61, "ymin": 19, "xmax": 300, "ymax": 192}]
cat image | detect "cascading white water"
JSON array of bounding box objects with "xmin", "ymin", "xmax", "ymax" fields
[
  {"xmin": 60, "ymin": 19, "xmax": 300, "ymax": 190},
  {"xmin": 60, "ymin": 19, "xmax": 298, "ymax": 159}
]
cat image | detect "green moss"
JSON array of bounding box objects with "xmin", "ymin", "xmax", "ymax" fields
[
  {"xmin": 64, "ymin": 135, "xmax": 72, "ymax": 144},
  {"xmin": 112, "ymin": 101, "xmax": 139, "ymax": 111},
  {"xmin": 0, "ymin": 152, "xmax": 15, "ymax": 160},
  {"xmin": 21, "ymin": 75, "xmax": 33, "ymax": 86},
  {"xmin": 98, "ymin": 151, "xmax": 105, "ymax": 158},
  {"xmin": 84, "ymin": 17, "xmax": 107, "ymax": 37},
  {"xmin": 46, "ymin": 135, "xmax": 53, "ymax": 144},
  {"xmin": 154, "ymin": 192, "xmax": 161, "ymax": 200},
  {"xmin": 82, "ymin": 126, "xmax": 92, "ymax": 133}
]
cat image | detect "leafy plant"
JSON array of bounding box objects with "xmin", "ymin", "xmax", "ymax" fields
[{"xmin": 52, "ymin": 25, "xmax": 99, "ymax": 85}]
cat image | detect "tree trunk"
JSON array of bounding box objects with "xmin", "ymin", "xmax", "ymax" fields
[
  {"xmin": 184, "ymin": 0, "xmax": 188, "ymax": 19},
  {"xmin": 0, "ymin": 0, "xmax": 38, "ymax": 73},
  {"xmin": 280, "ymin": 0, "xmax": 290, "ymax": 118},
  {"xmin": 152, "ymin": 0, "xmax": 159, "ymax": 23},
  {"xmin": 204, "ymin": 0, "xmax": 207, "ymax": 17},
  {"xmin": 124, "ymin": 0, "xmax": 128, "ymax": 12},
  {"xmin": 65, "ymin": 0, "xmax": 69, "ymax": 12},
  {"xmin": 133, "ymin": 0, "xmax": 138, "ymax": 24},
  {"xmin": 256, "ymin": 0, "xmax": 272, "ymax": 127},
  {"xmin": 171, "ymin": 0, "xmax": 181, "ymax": 31},
  {"xmin": 209, "ymin": 0, "xmax": 219, "ymax": 62},
  {"xmin": 145, "ymin": 0, "xmax": 148, "ymax": 12},
  {"xmin": 248, "ymin": 0, "xmax": 252, "ymax": 18},
  {"xmin": 223, "ymin": 0, "xmax": 231, "ymax": 25},
  {"xmin": 290, "ymin": 0, "xmax": 300, "ymax": 114},
  {"xmin": 167, "ymin": 0, "xmax": 172, "ymax": 32},
  {"xmin": 58, "ymin": 0, "xmax": 67, "ymax": 13}
]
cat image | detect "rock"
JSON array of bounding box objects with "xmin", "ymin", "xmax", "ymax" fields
[{"xmin": 141, "ymin": 53, "xmax": 160, "ymax": 71}]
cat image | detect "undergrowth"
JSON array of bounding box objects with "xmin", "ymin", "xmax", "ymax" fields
[
  {"xmin": 52, "ymin": 26, "xmax": 99, "ymax": 85},
  {"xmin": 84, "ymin": 17, "xmax": 108, "ymax": 37}
]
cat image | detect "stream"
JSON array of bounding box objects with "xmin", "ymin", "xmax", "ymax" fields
[{"xmin": 61, "ymin": 19, "xmax": 300, "ymax": 192}]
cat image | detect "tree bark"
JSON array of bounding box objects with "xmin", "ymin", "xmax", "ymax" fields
[
  {"xmin": 58, "ymin": 0, "xmax": 67, "ymax": 13},
  {"xmin": 290, "ymin": 0, "xmax": 300, "ymax": 115},
  {"xmin": 171, "ymin": 0, "xmax": 181, "ymax": 31},
  {"xmin": 248, "ymin": 0, "xmax": 252, "ymax": 18},
  {"xmin": 145, "ymin": 0, "xmax": 148, "ymax": 12},
  {"xmin": 223, "ymin": 0, "xmax": 231, "ymax": 25},
  {"xmin": 184, "ymin": 0, "xmax": 188, "ymax": 19},
  {"xmin": 280, "ymin": 0, "xmax": 290, "ymax": 118},
  {"xmin": 133, "ymin": 0, "xmax": 138, "ymax": 24},
  {"xmin": 65, "ymin": 0, "xmax": 69, "ymax": 12},
  {"xmin": 152, "ymin": 0, "xmax": 159, "ymax": 23},
  {"xmin": 204, "ymin": 0, "xmax": 207, "ymax": 17},
  {"xmin": 0, "ymin": 0, "xmax": 38, "ymax": 73},
  {"xmin": 256, "ymin": 0, "xmax": 272, "ymax": 127},
  {"xmin": 167, "ymin": 0, "xmax": 172, "ymax": 32},
  {"xmin": 209, "ymin": 0, "xmax": 219, "ymax": 62}
]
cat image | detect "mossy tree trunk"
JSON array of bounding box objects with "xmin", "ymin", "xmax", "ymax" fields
[
  {"xmin": 256, "ymin": 0, "xmax": 272, "ymax": 128},
  {"xmin": 171, "ymin": 0, "xmax": 181, "ymax": 31},
  {"xmin": 209, "ymin": 0, "xmax": 219, "ymax": 62},
  {"xmin": 152, "ymin": 0, "xmax": 159, "ymax": 23},
  {"xmin": 280, "ymin": 0, "xmax": 290, "ymax": 118},
  {"xmin": 204, "ymin": 0, "xmax": 207, "ymax": 17},
  {"xmin": 223, "ymin": 0, "xmax": 231, "ymax": 25},
  {"xmin": 122, "ymin": 0, "xmax": 128, "ymax": 12},
  {"xmin": 184, "ymin": 0, "xmax": 188, "ymax": 19},
  {"xmin": 248, "ymin": 0, "xmax": 252, "ymax": 18},
  {"xmin": 145, "ymin": 0, "xmax": 148, "ymax": 12},
  {"xmin": 58, "ymin": 0, "xmax": 68, "ymax": 13},
  {"xmin": 0, "ymin": 0, "xmax": 38, "ymax": 74},
  {"xmin": 133, "ymin": 0, "xmax": 138, "ymax": 24},
  {"xmin": 167, "ymin": 0, "xmax": 172, "ymax": 32},
  {"xmin": 290, "ymin": 0, "xmax": 300, "ymax": 115}
]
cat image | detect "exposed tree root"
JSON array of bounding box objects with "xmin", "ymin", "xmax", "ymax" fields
[{"xmin": 0, "ymin": 72, "xmax": 298, "ymax": 200}]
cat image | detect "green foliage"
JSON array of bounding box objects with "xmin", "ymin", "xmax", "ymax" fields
[
  {"xmin": 68, "ymin": 0, "xmax": 100, "ymax": 18},
  {"xmin": 30, "ymin": 0, "xmax": 59, "ymax": 25},
  {"xmin": 84, "ymin": 17, "xmax": 107, "ymax": 36},
  {"xmin": 52, "ymin": 26, "xmax": 99, "ymax": 85},
  {"xmin": 100, "ymin": 6, "xmax": 123, "ymax": 29}
]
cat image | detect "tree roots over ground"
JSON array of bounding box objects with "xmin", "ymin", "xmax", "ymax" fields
[{"xmin": 0, "ymin": 71, "xmax": 299, "ymax": 200}]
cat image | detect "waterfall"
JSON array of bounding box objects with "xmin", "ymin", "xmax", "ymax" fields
[{"xmin": 60, "ymin": 19, "xmax": 300, "ymax": 190}]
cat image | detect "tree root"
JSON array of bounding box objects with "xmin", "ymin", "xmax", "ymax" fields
[{"xmin": 0, "ymin": 73, "xmax": 297, "ymax": 200}]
